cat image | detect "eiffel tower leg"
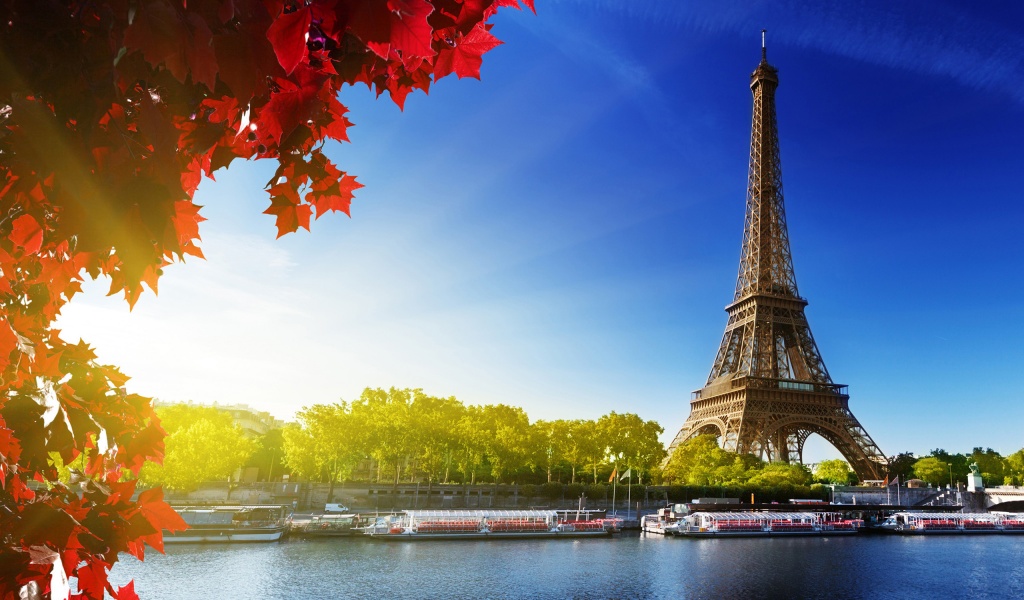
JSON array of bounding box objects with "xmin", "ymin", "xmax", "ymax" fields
[
  {"xmin": 760, "ymin": 413, "xmax": 888, "ymax": 481},
  {"xmin": 796, "ymin": 430, "xmax": 812, "ymax": 465}
]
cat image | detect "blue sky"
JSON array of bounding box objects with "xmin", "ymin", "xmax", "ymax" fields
[{"xmin": 58, "ymin": 1, "xmax": 1024, "ymax": 462}]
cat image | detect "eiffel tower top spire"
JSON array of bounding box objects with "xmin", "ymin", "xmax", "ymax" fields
[{"xmin": 734, "ymin": 32, "xmax": 794, "ymax": 302}]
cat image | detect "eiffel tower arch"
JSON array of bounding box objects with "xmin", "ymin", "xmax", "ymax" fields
[{"xmin": 666, "ymin": 36, "xmax": 888, "ymax": 481}]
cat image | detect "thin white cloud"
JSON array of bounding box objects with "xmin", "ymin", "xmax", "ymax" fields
[{"xmin": 549, "ymin": 0, "xmax": 1024, "ymax": 102}]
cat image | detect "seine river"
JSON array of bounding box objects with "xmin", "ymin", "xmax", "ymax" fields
[{"xmin": 110, "ymin": 534, "xmax": 1023, "ymax": 599}]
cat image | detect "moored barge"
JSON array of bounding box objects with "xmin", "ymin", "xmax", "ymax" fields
[
  {"xmin": 166, "ymin": 505, "xmax": 289, "ymax": 543},
  {"xmin": 676, "ymin": 512, "xmax": 861, "ymax": 537},
  {"xmin": 879, "ymin": 512, "xmax": 1024, "ymax": 534},
  {"xmin": 364, "ymin": 509, "xmax": 614, "ymax": 540},
  {"xmin": 288, "ymin": 513, "xmax": 365, "ymax": 538},
  {"xmin": 641, "ymin": 504, "xmax": 688, "ymax": 535}
]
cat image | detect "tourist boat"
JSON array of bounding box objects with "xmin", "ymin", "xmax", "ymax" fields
[
  {"xmin": 288, "ymin": 513, "xmax": 364, "ymax": 538},
  {"xmin": 676, "ymin": 512, "xmax": 862, "ymax": 537},
  {"xmin": 364, "ymin": 509, "xmax": 614, "ymax": 540},
  {"xmin": 641, "ymin": 504, "xmax": 688, "ymax": 535},
  {"xmin": 165, "ymin": 505, "xmax": 289, "ymax": 543},
  {"xmin": 879, "ymin": 512, "xmax": 1021, "ymax": 534}
]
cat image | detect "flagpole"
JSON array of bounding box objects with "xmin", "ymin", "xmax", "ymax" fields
[
  {"xmin": 611, "ymin": 466, "xmax": 617, "ymax": 517},
  {"xmin": 627, "ymin": 468, "xmax": 632, "ymax": 521}
]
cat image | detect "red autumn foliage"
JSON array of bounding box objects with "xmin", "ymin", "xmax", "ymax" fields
[{"xmin": 0, "ymin": 0, "xmax": 530, "ymax": 597}]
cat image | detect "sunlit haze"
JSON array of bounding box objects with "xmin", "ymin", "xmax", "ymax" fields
[{"xmin": 56, "ymin": 0, "xmax": 1024, "ymax": 462}]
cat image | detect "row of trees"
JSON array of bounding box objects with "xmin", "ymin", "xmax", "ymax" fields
[
  {"xmin": 281, "ymin": 388, "xmax": 667, "ymax": 497},
  {"xmin": 138, "ymin": 405, "xmax": 255, "ymax": 490},
  {"xmin": 135, "ymin": 389, "xmax": 667, "ymax": 496},
  {"xmin": 139, "ymin": 405, "xmax": 1024, "ymax": 496},
  {"xmin": 661, "ymin": 434, "xmax": 824, "ymax": 487},
  {"xmin": 908, "ymin": 447, "xmax": 1024, "ymax": 487},
  {"xmin": 665, "ymin": 436, "xmax": 1024, "ymax": 491}
]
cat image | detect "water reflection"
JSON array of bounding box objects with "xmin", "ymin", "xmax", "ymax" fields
[{"xmin": 112, "ymin": 534, "xmax": 1024, "ymax": 599}]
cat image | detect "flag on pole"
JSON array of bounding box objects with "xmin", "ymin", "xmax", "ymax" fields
[
  {"xmin": 608, "ymin": 468, "xmax": 617, "ymax": 483},
  {"xmin": 619, "ymin": 468, "xmax": 632, "ymax": 482}
]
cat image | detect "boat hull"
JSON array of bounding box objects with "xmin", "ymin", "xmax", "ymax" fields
[
  {"xmin": 678, "ymin": 529, "xmax": 858, "ymax": 538},
  {"xmin": 890, "ymin": 529, "xmax": 1010, "ymax": 535},
  {"xmin": 368, "ymin": 530, "xmax": 611, "ymax": 541},
  {"xmin": 164, "ymin": 527, "xmax": 286, "ymax": 543}
]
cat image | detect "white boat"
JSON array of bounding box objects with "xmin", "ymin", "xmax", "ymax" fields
[
  {"xmin": 165, "ymin": 505, "xmax": 289, "ymax": 543},
  {"xmin": 879, "ymin": 512, "xmax": 1021, "ymax": 534},
  {"xmin": 364, "ymin": 509, "xmax": 614, "ymax": 540},
  {"xmin": 676, "ymin": 511, "xmax": 861, "ymax": 537},
  {"xmin": 288, "ymin": 513, "xmax": 364, "ymax": 538},
  {"xmin": 641, "ymin": 504, "xmax": 688, "ymax": 535}
]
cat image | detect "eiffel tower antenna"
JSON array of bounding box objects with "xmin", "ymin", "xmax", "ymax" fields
[{"xmin": 665, "ymin": 39, "xmax": 888, "ymax": 481}]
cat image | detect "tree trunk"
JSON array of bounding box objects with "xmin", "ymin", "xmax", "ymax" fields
[{"xmin": 572, "ymin": 465, "xmax": 577, "ymax": 484}]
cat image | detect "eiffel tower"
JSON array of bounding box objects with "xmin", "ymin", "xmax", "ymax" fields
[{"xmin": 666, "ymin": 35, "xmax": 888, "ymax": 481}]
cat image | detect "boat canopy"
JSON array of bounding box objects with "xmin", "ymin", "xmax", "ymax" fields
[
  {"xmin": 402, "ymin": 510, "xmax": 558, "ymax": 519},
  {"xmin": 693, "ymin": 512, "xmax": 821, "ymax": 522},
  {"xmin": 895, "ymin": 512, "xmax": 1002, "ymax": 523},
  {"xmin": 179, "ymin": 511, "xmax": 235, "ymax": 526}
]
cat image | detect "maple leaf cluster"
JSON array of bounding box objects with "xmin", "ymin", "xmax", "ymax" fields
[{"xmin": 0, "ymin": 0, "xmax": 530, "ymax": 597}]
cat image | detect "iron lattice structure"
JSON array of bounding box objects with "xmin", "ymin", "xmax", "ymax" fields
[{"xmin": 666, "ymin": 44, "xmax": 888, "ymax": 481}]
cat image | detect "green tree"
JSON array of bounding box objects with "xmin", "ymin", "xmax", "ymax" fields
[
  {"xmin": 352, "ymin": 388, "xmax": 417, "ymax": 485},
  {"xmin": 285, "ymin": 403, "xmax": 364, "ymax": 501},
  {"xmin": 1006, "ymin": 448, "xmax": 1024, "ymax": 485},
  {"xmin": 281, "ymin": 423, "xmax": 320, "ymax": 482},
  {"xmin": 139, "ymin": 405, "xmax": 254, "ymax": 491},
  {"xmin": 814, "ymin": 459, "xmax": 853, "ymax": 484},
  {"xmin": 747, "ymin": 463, "xmax": 812, "ymax": 487},
  {"xmin": 411, "ymin": 392, "xmax": 466, "ymax": 484},
  {"xmin": 477, "ymin": 404, "xmax": 533, "ymax": 483},
  {"xmin": 887, "ymin": 452, "xmax": 917, "ymax": 482},
  {"xmin": 454, "ymin": 405, "xmax": 489, "ymax": 484},
  {"xmin": 662, "ymin": 434, "xmax": 734, "ymax": 485},
  {"xmin": 563, "ymin": 420, "xmax": 599, "ymax": 484},
  {"xmin": 913, "ymin": 456, "xmax": 949, "ymax": 486},
  {"xmin": 969, "ymin": 447, "xmax": 1006, "ymax": 485},
  {"xmin": 596, "ymin": 412, "xmax": 666, "ymax": 485},
  {"xmin": 532, "ymin": 420, "xmax": 567, "ymax": 483},
  {"xmin": 929, "ymin": 449, "xmax": 968, "ymax": 485},
  {"xmin": 246, "ymin": 428, "xmax": 288, "ymax": 482}
]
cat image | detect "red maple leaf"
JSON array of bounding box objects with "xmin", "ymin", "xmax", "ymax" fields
[
  {"xmin": 123, "ymin": 0, "xmax": 218, "ymax": 90},
  {"xmin": 9, "ymin": 214, "xmax": 44, "ymax": 255},
  {"xmin": 264, "ymin": 181, "xmax": 313, "ymax": 237},
  {"xmin": 434, "ymin": 23, "xmax": 502, "ymax": 80},
  {"xmin": 343, "ymin": 0, "xmax": 392, "ymax": 55},
  {"xmin": 259, "ymin": 65, "xmax": 331, "ymax": 145},
  {"xmin": 135, "ymin": 487, "xmax": 187, "ymax": 554},
  {"xmin": 389, "ymin": 0, "xmax": 436, "ymax": 60},
  {"xmin": 213, "ymin": 21, "xmax": 282, "ymax": 103},
  {"xmin": 114, "ymin": 581, "xmax": 140, "ymax": 600},
  {"xmin": 267, "ymin": 6, "xmax": 311, "ymax": 75}
]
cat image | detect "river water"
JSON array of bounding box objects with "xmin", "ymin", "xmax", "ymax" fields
[{"xmin": 110, "ymin": 534, "xmax": 1024, "ymax": 599}]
